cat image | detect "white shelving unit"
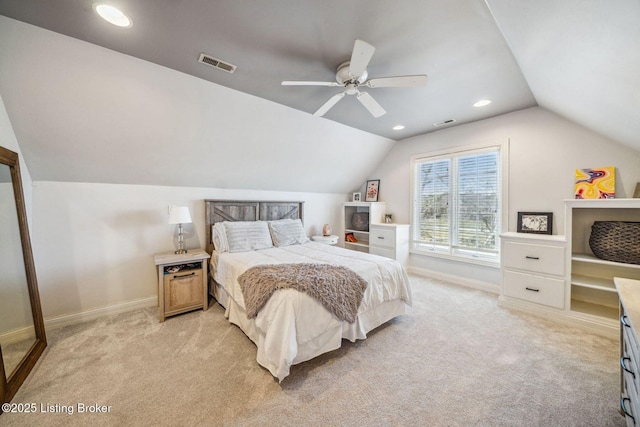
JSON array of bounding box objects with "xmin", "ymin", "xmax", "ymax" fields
[
  {"xmin": 565, "ymin": 198, "xmax": 640, "ymax": 333},
  {"xmin": 342, "ymin": 202, "xmax": 385, "ymax": 253},
  {"xmin": 499, "ymin": 199, "xmax": 640, "ymax": 338}
]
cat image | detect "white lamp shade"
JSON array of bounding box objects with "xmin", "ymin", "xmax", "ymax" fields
[{"xmin": 168, "ymin": 206, "xmax": 192, "ymax": 224}]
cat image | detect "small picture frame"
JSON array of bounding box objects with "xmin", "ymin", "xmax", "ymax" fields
[
  {"xmin": 517, "ymin": 212, "xmax": 553, "ymax": 235},
  {"xmin": 365, "ymin": 180, "xmax": 380, "ymax": 202},
  {"xmin": 352, "ymin": 192, "xmax": 361, "ymax": 202},
  {"xmin": 634, "ymin": 183, "xmax": 640, "ymax": 198}
]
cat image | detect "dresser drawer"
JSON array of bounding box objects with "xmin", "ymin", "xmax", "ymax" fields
[
  {"xmin": 502, "ymin": 242, "xmax": 565, "ymax": 276},
  {"xmin": 503, "ymin": 270, "xmax": 565, "ymax": 309},
  {"xmin": 622, "ymin": 338, "xmax": 639, "ymax": 400},
  {"xmin": 622, "ymin": 317, "xmax": 640, "ymax": 396},
  {"xmin": 370, "ymin": 226, "xmax": 395, "ymax": 249},
  {"xmin": 370, "ymin": 246, "xmax": 395, "ymax": 259}
]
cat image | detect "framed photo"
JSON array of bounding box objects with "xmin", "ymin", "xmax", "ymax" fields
[
  {"xmin": 352, "ymin": 192, "xmax": 361, "ymax": 202},
  {"xmin": 517, "ymin": 212, "xmax": 553, "ymax": 235},
  {"xmin": 365, "ymin": 180, "xmax": 380, "ymax": 202},
  {"xmin": 634, "ymin": 182, "xmax": 640, "ymax": 198}
]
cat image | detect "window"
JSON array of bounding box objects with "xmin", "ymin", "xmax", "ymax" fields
[{"xmin": 411, "ymin": 141, "xmax": 507, "ymax": 264}]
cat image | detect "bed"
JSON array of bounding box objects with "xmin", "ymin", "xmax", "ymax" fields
[{"xmin": 205, "ymin": 200, "xmax": 412, "ymax": 381}]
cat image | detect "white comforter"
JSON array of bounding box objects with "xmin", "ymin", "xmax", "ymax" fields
[{"xmin": 211, "ymin": 241, "xmax": 412, "ymax": 381}]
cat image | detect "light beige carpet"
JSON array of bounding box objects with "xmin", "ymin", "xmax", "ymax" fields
[{"xmin": 1, "ymin": 275, "xmax": 624, "ymax": 426}]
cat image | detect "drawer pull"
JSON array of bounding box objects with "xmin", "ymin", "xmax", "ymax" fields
[
  {"xmin": 622, "ymin": 315, "xmax": 632, "ymax": 328},
  {"xmin": 525, "ymin": 256, "xmax": 540, "ymax": 260},
  {"xmin": 377, "ymin": 236, "xmax": 385, "ymax": 239},
  {"xmin": 621, "ymin": 397, "xmax": 635, "ymax": 422},
  {"xmin": 621, "ymin": 357, "xmax": 636, "ymax": 378},
  {"xmin": 174, "ymin": 272, "xmax": 196, "ymax": 279},
  {"xmin": 525, "ymin": 287, "xmax": 539, "ymax": 292},
  {"xmin": 620, "ymin": 357, "xmax": 636, "ymax": 379}
]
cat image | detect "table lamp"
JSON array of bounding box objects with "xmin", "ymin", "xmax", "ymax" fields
[{"xmin": 168, "ymin": 206, "xmax": 192, "ymax": 254}]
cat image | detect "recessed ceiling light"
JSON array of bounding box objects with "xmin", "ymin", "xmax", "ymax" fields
[
  {"xmin": 473, "ymin": 99, "xmax": 492, "ymax": 107},
  {"xmin": 94, "ymin": 4, "xmax": 132, "ymax": 28},
  {"xmin": 392, "ymin": 125, "xmax": 405, "ymax": 131}
]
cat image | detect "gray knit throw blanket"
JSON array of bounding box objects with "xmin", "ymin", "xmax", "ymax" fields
[{"xmin": 238, "ymin": 263, "xmax": 368, "ymax": 323}]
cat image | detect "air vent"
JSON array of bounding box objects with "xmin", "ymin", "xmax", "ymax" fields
[
  {"xmin": 433, "ymin": 119, "xmax": 456, "ymax": 127},
  {"xmin": 198, "ymin": 53, "xmax": 236, "ymax": 74}
]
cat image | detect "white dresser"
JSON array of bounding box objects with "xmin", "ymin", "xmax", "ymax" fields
[
  {"xmin": 369, "ymin": 223, "xmax": 409, "ymax": 265},
  {"xmin": 616, "ymin": 277, "xmax": 640, "ymax": 426},
  {"xmin": 500, "ymin": 232, "xmax": 566, "ymax": 310}
]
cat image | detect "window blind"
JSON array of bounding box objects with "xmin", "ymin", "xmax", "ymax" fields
[{"xmin": 412, "ymin": 144, "xmax": 502, "ymax": 262}]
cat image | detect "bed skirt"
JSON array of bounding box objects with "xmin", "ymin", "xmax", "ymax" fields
[{"xmin": 210, "ymin": 276, "xmax": 407, "ymax": 381}]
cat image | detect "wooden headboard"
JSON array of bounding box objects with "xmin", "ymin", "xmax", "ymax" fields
[{"xmin": 204, "ymin": 200, "xmax": 304, "ymax": 253}]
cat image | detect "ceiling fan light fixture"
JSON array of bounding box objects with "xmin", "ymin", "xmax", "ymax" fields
[
  {"xmin": 94, "ymin": 4, "xmax": 132, "ymax": 28},
  {"xmin": 283, "ymin": 39, "xmax": 425, "ymax": 118},
  {"xmin": 473, "ymin": 99, "xmax": 492, "ymax": 107}
]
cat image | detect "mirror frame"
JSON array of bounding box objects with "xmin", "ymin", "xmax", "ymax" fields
[{"xmin": 0, "ymin": 146, "xmax": 46, "ymax": 408}]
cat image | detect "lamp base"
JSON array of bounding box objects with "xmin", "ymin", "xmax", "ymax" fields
[{"xmin": 174, "ymin": 249, "xmax": 188, "ymax": 254}]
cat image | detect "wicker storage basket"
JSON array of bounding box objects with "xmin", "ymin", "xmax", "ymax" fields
[
  {"xmin": 351, "ymin": 212, "xmax": 369, "ymax": 231},
  {"xmin": 588, "ymin": 221, "xmax": 640, "ymax": 265}
]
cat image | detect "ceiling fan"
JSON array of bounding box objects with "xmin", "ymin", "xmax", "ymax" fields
[{"xmin": 282, "ymin": 39, "xmax": 427, "ymax": 118}]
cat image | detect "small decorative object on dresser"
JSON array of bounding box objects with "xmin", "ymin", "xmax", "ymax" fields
[
  {"xmin": 385, "ymin": 214, "xmax": 392, "ymax": 223},
  {"xmin": 517, "ymin": 212, "xmax": 553, "ymax": 234},
  {"xmin": 154, "ymin": 249, "xmax": 210, "ymax": 322},
  {"xmin": 322, "ymin": 223, "xmax": 332, "ymax": 236},
  {"xmin": 352, "ymin": 192, "xmax": 361, "ymax": 202},
  {"xmin": 365, "ymin": 180, "xmax": 380, "ymax": 202},
  {"xmin": 634, "ymin": 183, "xmax": 640, "ymax": 198}
]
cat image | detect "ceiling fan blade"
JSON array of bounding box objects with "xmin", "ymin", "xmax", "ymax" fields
[
  {"xmin": 349, "ymin": 39, "xmax": 376, "ymax": 78},
  {"xmin": 356, "ymin": 92, "xmax": 386, "ymax": 118},
  {"xmin": 366, "ymin": 75, "xmax": 428, "ymax": 88},
  {"xmin": 282, "ymin": 81, "xmax": 340, "ymax": 87},
  {"xmin": 314, "ymin": 92, "xmax": 346, "ymax": 117}
]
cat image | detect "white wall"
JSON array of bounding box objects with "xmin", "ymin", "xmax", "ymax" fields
[
  {"xmin": 367, "ymin": 107, "xmax": 640, "ymax": 285},
  {"xmin": 0, "ymin": 93, "xmax": 32, "ymax": 219},
  {"xmin": 32, "ymin": 181, "xmax": 348, "ymax": 320},
  {"xmin": 0, "ymin": 93, "xmax": 35, "ymax": 333},
  {"xmin": 0, "ymin": 16, "xmax": 394, "ymax": 195}
]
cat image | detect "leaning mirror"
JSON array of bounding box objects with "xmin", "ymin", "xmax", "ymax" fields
[{"xmin": 0, "ymin": 146, "xmax": 46, "ymax": 409}]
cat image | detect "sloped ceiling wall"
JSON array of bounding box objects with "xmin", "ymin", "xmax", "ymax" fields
[
  {"xmin": 485, "ymin": 0, "xmax": 640, "ymax": 149},
  {"xmin": 0, "ymin": 16, "xmax": 394, "ymax": 194},
  {"xmin": 1, "ymin": 0, "xmax": 639, "ymax": 195}
]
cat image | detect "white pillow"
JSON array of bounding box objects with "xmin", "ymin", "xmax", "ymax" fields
[
  {"xmin": 212, "ymin": 223, "xmax": 229, "ymax": 253},
  {"xmin": 268, "ymin": 219, "xmax": 309, "ymax": 247},
  {"xmin": 223, "ymin": 221, "xmax": 273, "ymax": 253}
]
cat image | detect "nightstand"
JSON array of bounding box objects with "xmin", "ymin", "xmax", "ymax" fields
[
  {"xmin": 154, "ymin": 249, "xmax": 211, "ymax": 322},
  {"xmin": 369, "ymin": 223, "xmax": 410, "ymax": 265},
  {"xmin": 311, "ymin": 235, "xmax": 339, "ymax": 245}
]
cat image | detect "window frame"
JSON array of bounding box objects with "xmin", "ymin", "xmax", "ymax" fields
[{"xmin": 410, "ymin": 139, "xmax": 509, "ymax": 267}]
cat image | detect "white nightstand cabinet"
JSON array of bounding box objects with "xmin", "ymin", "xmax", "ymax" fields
[
  {"xmin": 500, "ymin": 232, "xmax": 567, "ymax": 311},
  {"xmin": 369, "ymin": 223, "xmax": 410, "ymax": 265}
]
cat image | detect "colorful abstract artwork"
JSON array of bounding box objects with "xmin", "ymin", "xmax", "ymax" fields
[{"xmin": 574, "ymin": 167, "xmax": 615, "ymax": 199}]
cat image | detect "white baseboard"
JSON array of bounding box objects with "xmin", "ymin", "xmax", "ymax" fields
[
  {"xmin": 406, "ymin": 266, "xmax": 499, "ymax": 295},
  {"xmin": 44, "ymin": 296, "xmax": 158, "ymax": 332},
  {"xmin": 0, "ymin": 325, "xmax": 36, "ymax": 346},
  {"xmin": 498, "ymin": 296, "xmax": 618, "ymax": 339}
]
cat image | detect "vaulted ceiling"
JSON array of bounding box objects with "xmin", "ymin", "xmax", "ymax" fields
[{"xmin": 0, "ymin": 0, "xmax": 638, "ymax": 192}]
